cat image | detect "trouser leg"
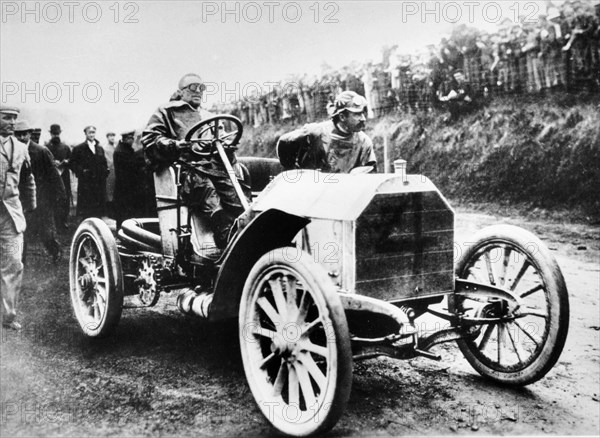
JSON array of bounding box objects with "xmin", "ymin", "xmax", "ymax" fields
[
  {"xmin": 41, "ymin": 214, "xmax": 60, "ymax": 260},
  {"xmin": 55, "ymin": 192, "xmax": 70, "ymax": 229},
  {"xmin": 182, "ymin": 171, "xmax": 251, "ymax": 249},
  {"xmin": 1, "ymin": 215, "xmax": 24, "ymax": 323},
  {"xmin": 183, "ymin": 172, "xmax": 228, "ymax": 248}
]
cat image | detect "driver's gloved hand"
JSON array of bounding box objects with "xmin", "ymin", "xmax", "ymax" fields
[
  {"xmin": 175, "ymin": 140, "xmax": 190, "ymax": 149},
  {"xmin": 156, "ymin": 138, "xmax": 178, "ymax": 153}
]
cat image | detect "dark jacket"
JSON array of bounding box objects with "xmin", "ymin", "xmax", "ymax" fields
[
  {"xmin": 46, "ymin": 137, "xmax": 72, "ymax": 200},
  {"xmin": 142, "ymin": 100, "xmax": 214, "ymax": 171},
  {"xmin": 113, "ymin": 141, "xmax": 143, "ymax": 226},
  {"xmin": 69, "ymin": 140, "xmax": 109, "ymax": 217},
  {"xmin": 27, "ymin": 141, "xmax": 66, "ymax": 212}
]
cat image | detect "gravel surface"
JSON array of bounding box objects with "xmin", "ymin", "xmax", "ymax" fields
[{"xmin": 1, "ymin": 205, "xmax": 598, "ymax": 437}]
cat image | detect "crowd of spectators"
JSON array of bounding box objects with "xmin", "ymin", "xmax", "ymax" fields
[{"xmin": 216, "ymin": 0, "xmax": 599, "ymax": 124}]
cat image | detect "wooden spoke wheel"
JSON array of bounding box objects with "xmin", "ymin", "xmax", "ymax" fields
[
  {"xmin": 239, "ymin": 249, "xmax": 352, "ymax": 436},
  {"xmin": 69, "ymin": 218, "xmax": 123, "ymax": 337},
  {"xmin": 455, "ymin": 225, "xmax": 569, "ymax": 385}
]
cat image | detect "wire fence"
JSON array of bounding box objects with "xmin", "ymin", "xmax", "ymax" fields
[{"xmin": 215, "ymin": 5, "xmax": 600, "ymax": 125}]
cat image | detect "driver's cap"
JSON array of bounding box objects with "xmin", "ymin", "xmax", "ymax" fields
[
  {"xmin": 178, "ymin": 73, "xmax": 204, "ymax": 90},
  {"xmin": 331, "ymin": 91, "xmax": 368, "ymax": 117}
]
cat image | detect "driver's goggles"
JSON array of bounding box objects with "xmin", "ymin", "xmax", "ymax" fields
[{"xmin": 185, "ymin": 83, "xmax": 206, "ymax": 93}]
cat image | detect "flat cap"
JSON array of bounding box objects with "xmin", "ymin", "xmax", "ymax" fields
[
  {"xmin": 121, "ymin": 130, "xmax": 136, "ymax": 137},
  {"xmin": 0, "ymin": 105, "xmax": 20, "ymax": 115}
]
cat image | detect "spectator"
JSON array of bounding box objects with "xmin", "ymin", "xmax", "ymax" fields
[
  {"xmin": 523, "ymin": 21, "xmax": 543, "ymax": 92},
  {"xmin": 217, "ymin": 5, "xmax": 599, "ymax": 123},
  {"xmin": 0, "ymin": 105, "xmax": 36, "ymax": 331},
  {"xmin": 134, "ymin": 145, "xmax": 157, "ymax": 219},
  {"xmin": 437, "ymin": 70, "xmax": 473, "ymax": 122},
  {"xmin": 105, "ymin": 132, "xmax": 117, "ymax": 217},
  {"xmin": 30, "ymin": 128, "xmax": 42, "ymax": 144},
  {"xmin": 14, "ymin": 121, "xmax": 65, "ymax": 264},
  {"xmin": 69, "ymin": 126, "xmax": 109, "ymax": 219},
  {"xmin": 45, "ymin": 124, "xmax": 72, "ymax": 230},
  {"xmin": 113, "ymin": 130, "xmax": 141, "ymax": 229}
]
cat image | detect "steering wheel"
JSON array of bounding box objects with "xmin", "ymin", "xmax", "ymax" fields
[{"xmin": 184, "ymin": 115, "xmax": 243, "ymax": 157}]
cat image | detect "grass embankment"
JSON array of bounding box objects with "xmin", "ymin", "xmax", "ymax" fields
[{"xmin": 238, "ymin": 93, "xmax": 600, "ymax": 222}]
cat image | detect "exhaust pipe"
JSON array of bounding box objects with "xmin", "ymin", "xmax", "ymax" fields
[{"xmin": 176, "ymin": 288, "xmax": 213, "ymax": 319}]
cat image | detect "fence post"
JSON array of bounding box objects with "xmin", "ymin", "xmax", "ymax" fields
[{"xmin": 383, "ymin": 135, "xmax": 391, "ymax": 173}]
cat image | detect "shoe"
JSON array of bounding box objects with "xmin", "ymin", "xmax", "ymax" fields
[{"xmin": 2, "ymin": 320, "xmax": 22, "ymax": 331}]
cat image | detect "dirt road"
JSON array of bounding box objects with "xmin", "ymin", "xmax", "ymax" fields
[{"xmin": 1, "ymin": 206, "xmax": 599, "ymax": 437}]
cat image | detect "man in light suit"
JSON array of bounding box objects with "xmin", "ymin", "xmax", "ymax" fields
[{"xmin": 0, "ymin": 106, "xmax": 37, "ymax": 331}]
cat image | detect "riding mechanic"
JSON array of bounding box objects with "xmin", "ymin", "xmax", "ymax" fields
[
  {"xmin": 142, "ymin": 73, "xmax": 251, "ymax": 251},
  {"xmin": 276, "ymin": 90, "xmax": 377, "ymax": 173}
]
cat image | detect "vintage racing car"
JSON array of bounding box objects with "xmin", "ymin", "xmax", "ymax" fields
[{"xmin": 69, "ymin": 115, "xmax": 570, "ymax": 436}]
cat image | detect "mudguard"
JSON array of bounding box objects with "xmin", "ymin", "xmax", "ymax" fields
[{"xmin": 209, "ymin": 208, "xmax": 309, "ymax": 321}]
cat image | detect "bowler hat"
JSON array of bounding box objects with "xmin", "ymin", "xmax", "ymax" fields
[{"xmin": 49, "ymin": 124, "xmax": 62, "ymax": 134}]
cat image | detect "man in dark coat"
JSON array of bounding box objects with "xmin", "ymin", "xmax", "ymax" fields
[
  {"xmin": 30, "ymin": 128, "xmax": 42, "ymax": 144},
  {"xmin": 46, "ymin": 124, "xmax": 72, "ymax": 230},
  {"xmin": 142, "ymin": 73, "xmax": 250, "ymax": 250},
  {"xmin": 69, "ymin": 126, "xmax": 109, "ymax": 219},
  {"xmin": 14, "ymin": 121, "xmax": 66, "ymax": 263},
  {"xmin": 105, "ymin": 131, "xmax": 117, "ymax": 218},
  {"xmin": 134, "ymin": 144, "xmax": 157, "ymax": 218},
  {"xmin": 113, "ymin": 130, "xmax": 141, "ymax": 229}
]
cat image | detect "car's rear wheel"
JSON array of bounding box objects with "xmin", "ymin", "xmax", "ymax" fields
[
  {"xmin": 454, "ymin": 225, "xmax": 569, "ymax": 385},
  {"xmin": 239, "ymin": 248, "xmax": 352, "ymax": 436},
  {"xmin": 69, "ymin": 218, "xmax": 123, "ymax": 337}
]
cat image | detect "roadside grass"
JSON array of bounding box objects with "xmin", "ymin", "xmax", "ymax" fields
[{"xmin": 239, "ymin": 92, "xmax": 600, "ymax": 223}]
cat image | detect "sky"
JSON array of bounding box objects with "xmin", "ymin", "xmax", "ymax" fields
[{"xmin": 1, "ymin": 0, "xmax": 548, "ymax": 144}]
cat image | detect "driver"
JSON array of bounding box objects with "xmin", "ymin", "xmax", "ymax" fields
[
  {"xmin": 142, "ymin": 73, "xmax": 250, "ymax": 250},
  {"xmin": 276, "ymin": 91, "xmax": 377, "ymax": 173}
]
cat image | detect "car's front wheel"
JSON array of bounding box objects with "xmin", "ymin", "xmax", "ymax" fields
[
  {"xmin": 454, "ymin": 225, "xmax": 569, "ymax": 385},
  {"xmin": 239, "ymin": 248, "xmax": 352, "ymax": 436}
]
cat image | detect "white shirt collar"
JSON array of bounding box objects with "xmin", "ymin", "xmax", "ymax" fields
[{"xmin": 87, "ymin": 140, "xmax": 96, "ymax": 153}]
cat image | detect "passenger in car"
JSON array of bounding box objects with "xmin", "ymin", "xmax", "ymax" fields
[{"xmin": 276, "ymin": 91, "xmax": 377, "ymax": 174}]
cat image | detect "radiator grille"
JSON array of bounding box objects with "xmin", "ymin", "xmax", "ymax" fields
[{"xmin": 355, "ymin": 191, "xmax": 454, "ymax": 300}]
